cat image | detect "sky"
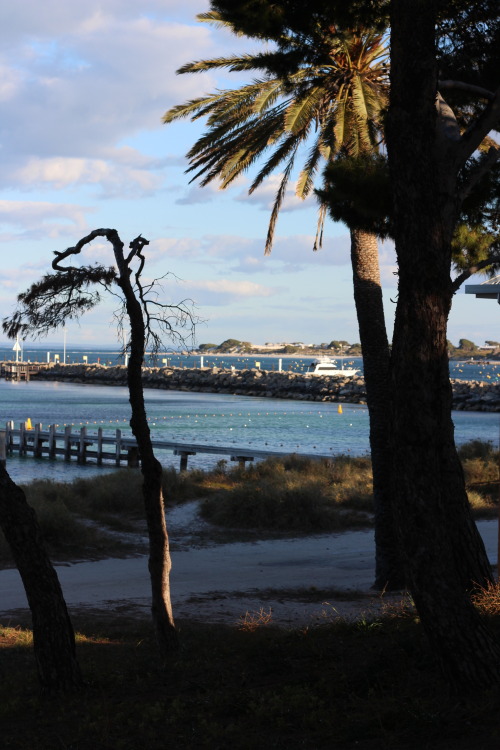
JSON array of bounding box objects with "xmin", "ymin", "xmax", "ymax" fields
[{"xmin": 0, "ymin": 0, "xmax": 497, "ymax": 351}]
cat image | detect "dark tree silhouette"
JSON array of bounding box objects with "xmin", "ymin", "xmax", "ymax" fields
[
  {"xmin": 3, "ymin": 228, "xmax": 198, "ymax": 660},
  {"xmin": 0, "ymin": 467, "xmax": 84, "ymax": 690}
]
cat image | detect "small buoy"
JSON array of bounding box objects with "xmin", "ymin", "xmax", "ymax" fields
[
  {"xmin": 337, "ymin": 404, "xmax": 343, "ymax": 414},
  {"xmin": 25, "ymin": 418, "xmax": 33, "ymax": 430}
]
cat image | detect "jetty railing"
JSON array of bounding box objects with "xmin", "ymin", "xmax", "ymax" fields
[{"xmin": 0, "ymin": 422, "xmax": 332, "ymax": 472}]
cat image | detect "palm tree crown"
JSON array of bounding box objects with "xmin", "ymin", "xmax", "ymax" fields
[{"xmin": 164, "ymin": 15, "xmax": 388, "ymax": 252}]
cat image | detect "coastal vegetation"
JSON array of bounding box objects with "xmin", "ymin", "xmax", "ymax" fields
[{"xmin": 0, "ymin": 443, "xmax": 496, "ymax": 565}]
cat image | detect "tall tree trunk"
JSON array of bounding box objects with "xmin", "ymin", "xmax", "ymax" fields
[
  {"xmin": 387, "ymin": 0, "xmax": 500, "ymax": 689},
  {"xmin": 350, "ymin": 228, "xmax": 403, "ymax": 589},
  {"xmin": 0, "ymin": 466, "xmax": 83, "ymax": 690},
  {"xmin": 112, "ymin": 232, "xmax": 178, "ymax": 658}
]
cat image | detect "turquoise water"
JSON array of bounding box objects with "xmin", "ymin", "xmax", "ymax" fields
[{"xmin": 0, "ymin": 379, "xmax": 498, "ymax": 484}]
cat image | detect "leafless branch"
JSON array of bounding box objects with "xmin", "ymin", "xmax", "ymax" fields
[
  {"xmin": 453, "ymin": 86, "xmax": 500, "ymax": 172},
  {"xmin": 459, "ymin": 145, "xmax": 500, "ymax": 203},
  {"xmin": 438, "ymin": 80, "xmax": 496, "ymax": 101}
]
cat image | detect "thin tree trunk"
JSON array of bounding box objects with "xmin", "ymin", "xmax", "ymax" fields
[
  {"xmin": 112, "ymin": 232, "xmax": 178, "ymax": 658},
  {"xmin": 387, "ymin": 0, "xmax": 500, "ymax": 689},
  {"xmin": 350, "ymin": 228, "xmax": 404, "ymax": 589},
  {"xmin": 0, "ymin": 466, "xmax": 83, "ymax": 690}
]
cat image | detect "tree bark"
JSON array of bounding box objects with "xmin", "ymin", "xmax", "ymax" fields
[
  {"xmin": 0, "ymin": 466, "xmax": 83, "ymax": 690},
  {"xmin": 350, "ymin": 228, "xmax": 404, "ymax": 589},
  {"xmin": 112, "ymin": 232, "xmax": 178, "ymax": 658},
  {"xmin": 387, "ymin": 0, "xmax": 500, "ymax": 689}
]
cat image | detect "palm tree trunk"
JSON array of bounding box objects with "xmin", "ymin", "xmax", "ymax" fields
[
  {"xmin": 350, "ymin": 228, "xmax": 404, "ymax": 589},
  {"xmin": 0, "ymin": 466, "xmax": 83, "ymax": 690}
]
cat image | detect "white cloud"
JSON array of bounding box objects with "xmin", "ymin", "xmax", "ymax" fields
[
  {"xmin": 0, "ymin": 1, "xmax": 233, "ymax": 198},
  {"xmin": 152, "ymin": 232, "xmax": 353, "ymax": 272},
  {"xmin": 12, "ymin": 156, "xmax": 166, "ymax": 198},
  {"xmin": 160, "ymin": 278, "xmax": 284, "ymax": 306},
  {"xmin": 0, "ymin": 200, "xmax": 94, "ymax": 238},
  {"xmin": 236, "ymin": 174, "xmax": 317, "ymax": 213},
  {"xmin": 175, "ymin": 183, "xmax": 221, "ymax": 206}
]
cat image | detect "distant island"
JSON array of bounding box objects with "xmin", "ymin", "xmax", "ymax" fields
[{"xmin": 191, "ymin": 338, "xmax": 500, "ymax": 361}]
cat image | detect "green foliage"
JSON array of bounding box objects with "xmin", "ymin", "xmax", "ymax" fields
[
  {"xmin": 458, "ymin": 337, "xmax": 477, "ymax": 351},
  {"xmin": 319, "ymin": 153, "xmax": 392, "ymax": 238},
  {"xmin": 452, "ymin": 223, "xmax": 499, "ymax": 272},
  {"xmin": 198, "ymin": 343, "xmax": 217, "ymax": 350},
  {"xmin": 217, "ymin": 338, "xmax": 244, "ymax": 351}
]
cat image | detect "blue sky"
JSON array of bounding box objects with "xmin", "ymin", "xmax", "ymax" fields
[{"xmin": 0, "ymin": 0, "xmax": 496, "ymax": 350}]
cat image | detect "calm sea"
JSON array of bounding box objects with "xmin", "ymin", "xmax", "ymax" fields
[
  {"xmin": 1, "ymin": 345, "xmax": 499, "ymax": 382},
  {"xmin": 0, "ymin": 375, "xmax": 498, "ymax": 485}
]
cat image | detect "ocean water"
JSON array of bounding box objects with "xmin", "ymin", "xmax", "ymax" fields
[
  {"xmin": 0, "ymin": 379, "xmax": 498, "ymax": 485},
  {"xmin": 1, "ymin": 345, "xmax": 499, "ymax": 382}
]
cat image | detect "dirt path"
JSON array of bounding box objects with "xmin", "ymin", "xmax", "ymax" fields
[{"xmin": 0, "ymin": 504, "xmax": 497, "ymax": 628}]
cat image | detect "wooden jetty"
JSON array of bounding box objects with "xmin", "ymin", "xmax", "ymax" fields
[
  {"xmin": 0, "ymin": 422, "xmax": 333, "ymax": 472},
  {"xmin": 1, "ymin": 362, "xmax": 47, "ymax": 382}
]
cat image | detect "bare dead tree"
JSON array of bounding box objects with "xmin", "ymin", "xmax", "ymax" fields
[{"xmin": 3, "ymin": 228, "xmax": 198, "ymax": 660}]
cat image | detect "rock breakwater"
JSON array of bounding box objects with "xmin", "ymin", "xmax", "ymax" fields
[{"xmin": 32, "ymin": 363, "xmax": 500, "ymax": 412}]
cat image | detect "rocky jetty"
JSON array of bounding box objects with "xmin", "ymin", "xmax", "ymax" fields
[{"xmin": 32, "ymin": 363, "xmax": 500, "ymax": 412}]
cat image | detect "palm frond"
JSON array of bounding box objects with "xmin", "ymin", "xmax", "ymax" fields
[
  {"xmin": 296, "ymin": 141, "xmax": 324, "ymax": 199},
  {"xmin": 177, "ymin": 54, "xmax": 266, "ymax": 75},
  {"xmin": 196, "ymin": 11, "xmax": 236, "ymax": 31},
  {"xmin": 253, "ymin": 80, "xmax": 286, "ymax": 113},
  {"xmin": 264, "ymin": 149, "xmax": 299, "ymax": 255},
  {"xmin": 284, "ymin": 87, "xmax": 324, "ymax": 133}
]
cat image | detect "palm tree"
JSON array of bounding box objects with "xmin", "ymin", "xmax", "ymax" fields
[{"xmin": 164, "ymin": 16, "xmax": 402, "ymax": 588}]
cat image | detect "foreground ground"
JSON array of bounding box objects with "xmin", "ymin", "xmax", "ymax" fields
[
  {"xmin": 0, "ymin": 499, "xmax": 497, "ymax": 628},
  {"xmin": 1, "ymin": 454, "xmax": 499, "ymax": 748},
  {"xmin": 1, "ymin": 509, "xmax": 500, "ymax": 750}
]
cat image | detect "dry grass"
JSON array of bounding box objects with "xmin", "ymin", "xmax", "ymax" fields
[
  {"xmin": 473, "ymin": 582, "xmax": 500, "ymax": 617},
  {"xmin": 238, "ymin": 607, "xmax": 274, "ymax": 631},
  {"xmin": 0, "ymin": 441, "xmax": 495, "ymax": 563}
]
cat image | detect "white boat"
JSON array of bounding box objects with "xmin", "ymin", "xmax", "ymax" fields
[{"xmin": 305, "ymin": 357, "xmax": 358, "ymax": 377}]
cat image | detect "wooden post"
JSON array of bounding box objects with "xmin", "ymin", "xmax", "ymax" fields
[
  {"xmin": 176, "ymin": 450, "xmax": 195, "ymax": 472},
  {"xmin": 48, "ymin": 424, "xmax": 56, "ymax": 458},
  {"xmin": 64, "ymin": 425, "xmax": 72, "ymax": 460},
  {"xmin": 34, "ymin": 423, "xmax": 42, "ymax": 458},
  {"xmin": 78, "ymin": 426, "xmax": 87, "ymax": 464},
  {"xmin": 19, "ymin": 422, "xmax": 26, "ymax": 456},
  {"xmin": 231, "ymin": 455, "xmax": 254, "ymax": 469},
  {"xmin": 115, "ymin": 428, "xmax": 122, "ymax": 467},
  {"xmin": 97, "ymin": 427, "xmax": 103, "ymax": 465},
  {"xmin": 0, "ymin": 430, "xmax": 6, "ymax": 468},
  {"xmin": 6, "ymin": 421, "xmax": 13, "ymax": 454}
]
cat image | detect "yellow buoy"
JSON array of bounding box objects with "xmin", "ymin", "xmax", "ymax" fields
[
  {"xmin": 337, "ymin": 404, "xmax": 343, "ymax": 414},
  {"xmin": 25, "ymin": 418, "xmax": 33, "ymax": 430}
]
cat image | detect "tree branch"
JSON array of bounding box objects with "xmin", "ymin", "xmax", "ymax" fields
[
  {"xmin": 459, "ymin": 145, "xmax": 500, "ymax": 203},
  {"xmin": 451, "ymin": 252, "xmax": 500, "ymax": 293},
  {"xmin": 453, "ymin": 86, "xmax": 500, "ymax": 172},
  {"xmin": 438, "ymin": 80, "xmax": 495, "ymax": 101}
]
